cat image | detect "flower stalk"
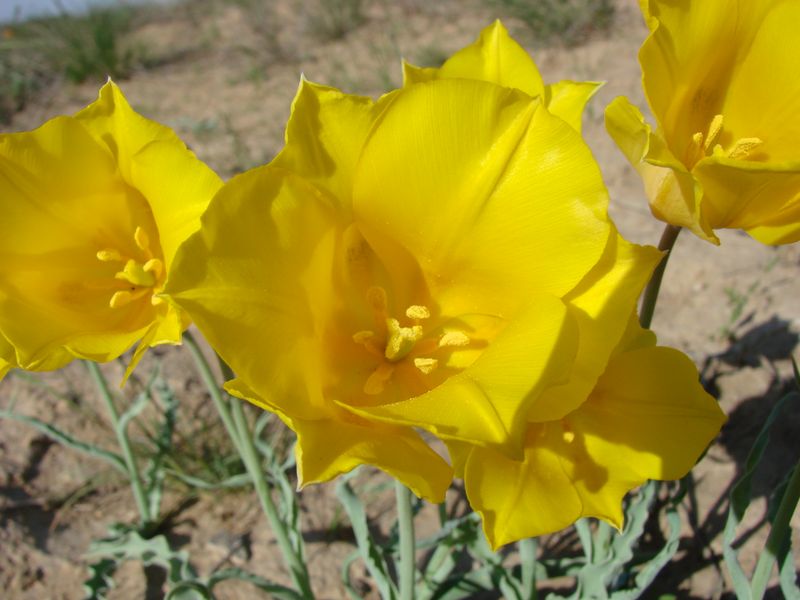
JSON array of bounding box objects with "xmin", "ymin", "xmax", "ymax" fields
[
  {"xmin": 183, "ymin": 331, "xmax": 314, "ymax": 599},
  {"xmin": 639, "ymin": 224, "xmax": 681, "ymax": 329},
  {"xmin": 86, "ymin": 360, "xmax": 151, "ymax": 526},
  {"xmin": 519, "ymin": 537, "xmax": 538, "ymax": 599},
  {"xmin": 395, "ymin": 480, "xmax": 416, "ymax": 600}
]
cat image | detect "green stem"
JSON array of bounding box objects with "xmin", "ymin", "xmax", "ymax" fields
[
  {"xmin": 639, "ymin": 224, "xmax": 681, "ymax": 329},
  {"xmin": 395, "ymin": 480, "xmax": 416, "ymax": 600},
  {"xmin": 750, "ymin": 458, "xmax": 800, "ymax": 599},
  {"xmin": 182, "ymin": 332, "xmax": 242, "ymax": 455},
  {"xmin": 183, "ymin": 332, "xmax": 314, "ymax": 599},
  {"xmin": 86, "ymin": 361, "xmax": 151, "ymax": 525},
  {"xmin": 519, "ymin": 537, "xmax": 538, "ymax": 600}
]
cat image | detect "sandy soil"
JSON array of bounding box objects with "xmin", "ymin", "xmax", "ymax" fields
[{"xmin": 1, "ymin": 0, "xmax": 799, "ymax": 598}]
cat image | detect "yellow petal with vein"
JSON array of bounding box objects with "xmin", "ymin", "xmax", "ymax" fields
[
  {"xmin": 464, "ymin": 423, "xmax": 582, "ymax": 549},
  {"xmin": 563, "ymin": 345, "xmax": 725, "ymax": 520},
  {"xmin": 355, "ymin": 79, "xmax": 609, "ymax": 319},
  {"xmin": 530, "ymin": 231, "xmax": 661, "ymax": 421},
  {"xmin": 544, "ymin": 80, "xmax": 602, "ymax": 133},
  {"xmin": 164, "ymin": 166, "xmax": 339, "ymax": 421},
  {"xmin": 272, "ymin": 79, "xmax": 382, "ymax": 218},
  {"xmin": 436, "ymin": 20, "xmax": 545, "ymax": 98}
]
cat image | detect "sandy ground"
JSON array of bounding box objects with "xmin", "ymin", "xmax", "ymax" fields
[{"xmin": 1, "ymin": 0, "xmax": 799, "ymax": 598}]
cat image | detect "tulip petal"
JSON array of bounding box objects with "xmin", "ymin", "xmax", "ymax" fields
[
  {"xmin": 75, "ymin": 81, "xmax": 180, "ymax": 183},
  {"xmin": 435, "ymin": 20, "xmax": 546, "ymax": 98},
  {"xmin": 293, "ymin": 416, "xmax": 452, "ymax": 503},
  {"xmin": 339, "ymin": 294, "xmax": 578, "ymax": 456},
  {"xmin": 226, "ymin": 377, "xmax": 452, "ymax": 503},
  {"xmin": 272, "ymin": 79, "xmax": 385, "ymax": 218},
  {"xmin": 122, "ymin": 303, "xmax": 187, "ymax": 383},
  {"xmin": 401, "ymin": 61, "xmax": 437, "ymax": 86},
  {"xmin": 544, "ymin": 80, "xmax": 602, "ymax": 133},
  {"xmin": 746, "ymin": 219, "xmax": 800, "ymax": 246},
  {"xmin": 694, "ymin": 158, "xmax": 800, "ymax": 244},
  {"xmin": 605, "ymin": 96, "xmax": 716, "ymax": 242},
  {"xmin": 530, "ymin": 231, "xmax": 661, "ymax": 421},
  {"xmin": 355, "ymin": 79, "xmax": 609, "ymax": 319},
  {"xmin": 165, "ymin": 166, "xmax": 340, "ymax": 421},
  {"xmin": 130, "ymin": 139, "xmax": 222, "ymax": 269},
  {"xmin": 638, "ymin": 0, "xmax": 743, "ymax": 149},
  {"xmin": 464, "ymin": 423, "xmax": 583, "ymax": 549},
  {"xmin": 721, "ymin": 1, "xmax": 800, "ymax": 162},
  {"xmin": 562, "ymin": 345, "xmax": 725, "ymax": 521},
  {"xmin": 0, "ymin": 332, "xmax": 16, "ymax": 380}
]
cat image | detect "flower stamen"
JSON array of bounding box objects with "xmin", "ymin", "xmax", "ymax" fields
[
  {"xmin": 364, "ymin": 363, "xmax": 394, "ymax": 395},
  {"xmin": 687, "ymin": 113, "xmax": 764, "ymax": 166},
  {"xmin": 413, "ymin": 357, "xmax": 438, "ymax": 374},
  {"xmin": 439, "ymin": 330, "xmax": 471, "ymax": 348},
  {"xmin": 728, "ymin": 137, "xmax": 763, "ymax": 160},
  {"xmin": 96, "ymin": 226, "xmax": 163, "ymax": 309},
  {"xmin": 385, "ymin": 317, "xmax": 423, "ymax": 361}
]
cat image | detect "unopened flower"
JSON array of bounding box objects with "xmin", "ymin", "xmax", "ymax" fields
[
  {"xmin": 403, "ymin": 20, "xmax": 601, "ymax": 133},
  {"xmin": 606, "ymin": 0, "xmax": 800, "ymax": 244},
  {"xmin": 165, "ymin": 76, "xmax": 671, "ymax": 504},
  {"xmin": 0, "ymin": 82, "xmax": 222, "ymax": 380}
]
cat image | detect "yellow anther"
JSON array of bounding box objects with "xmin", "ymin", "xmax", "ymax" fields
[
  {"xmin": 115, "ymin": 259, "xmax": 157, "ymax": 288},
  {"xmin": 385, "ymin": 318, "xmax": 423, "ymax": 361},
  {"xmin": 97, "ymin": 249, "xmax": 123, "ymax": 262},
  {"xmin": 439, "ymin": 330, "xmax": 470, "ymax": 348},
  {"xmin": 134, "ymin": 226, "xmax": 150, "ymax": 253},
  {"xmin": 364, "ymin": 363, "xmax": 394, "ymax": 395},
  {"xmin": 151, "ymin": 295, "xmax": 165, "ymax": 306},
  {"xmin": 109, "ymin": 290, "xmax": 134, "ymax": 308},
  {"xmin": 563, "ymin": 430, "xmax": 575, "ymax": 443},
  {"xmin": 728, "ymin": 137, "xmax": 763, "ymax": 160},
  {"xmin": 405, "ymin": 305, "xmax": 430, "ymax": 320},
  {"xmin": 413, "ymin": 357, "xmax": 438, "ymax": 374},
  {"xmin": 704, "ymin": 114, "xmax": 724, "ymax": 151},
  {"xmin": 143, "ymin": 258, "xmax": 164, "ymax": 279},
  {"xmin": 366, "ymin": 286, "xmax": 388, "ymax": 314}
]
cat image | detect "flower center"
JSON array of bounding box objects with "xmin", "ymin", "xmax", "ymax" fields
[
  {"xmin": 96, "ymin": 226, "xmax": 164, "ymax": 308},
  {"xmin": 352, "ymin": 286, "xmax": 471, "ymax": 395},
  {"xmin": 685, "ymin": 113, "xmax": 763, "ymax": 168}
]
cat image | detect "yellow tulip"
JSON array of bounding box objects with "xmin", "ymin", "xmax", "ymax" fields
[
  {"xmin": 404, "ymin": 20, "xmax": 601, "ymax": 134},
  {"xmin": 606, "ymin": 0, "xmax": 800, "ymax": 245},
  {"xmin": 0, "ymin": 81, "xmax": 222, "ymax": 380},
  {"xmin": 459, "ymin": 317, "xmax": 725, "ymax": 549},
  {"xmin": 164, "ymin": 75, "xmax": 699, "ymax": 507}
]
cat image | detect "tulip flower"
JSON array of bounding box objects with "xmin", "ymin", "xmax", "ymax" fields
[
  {"xmin": 606, "ymin": 0, "xmax": 800, "ymax": 245},
  {"xmin": 165, "ymin": 75, "xmax": 723, "ymax": 522},
  {"xmin": 0, "ymin": 81, "xmax": 222, "ymax": 380},
  {"xmin": 460, "ymin": 317, "xmax": 725, "ymax": 548},
  {"xmin": 404, "ymin": 20, "xmax": 600, "ymax": 133}
]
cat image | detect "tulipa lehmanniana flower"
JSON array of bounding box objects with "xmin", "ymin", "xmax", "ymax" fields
[
  {"xmin": 606, "ymin": 0, "xmax": 800, "ymax": 245},
  {"xmin": 0, "ymin": 81, "xmax": 222, "ymax": 380},
  {"xmin": 461, "ymin": 316, "xmax": 725, "ymax": 548},
  {"xmin": 403, "ymin": 20, "xmax": 600, "ymax": 134},
  {"xmin": 165, "ymin": 73, "xmax": 724, "ymax": 542}
]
